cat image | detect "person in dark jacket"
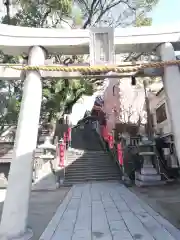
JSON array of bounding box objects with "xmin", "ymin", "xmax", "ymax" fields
[{"xmin": 54, "ymin": 118, "xmax": 68, "ymax": 142}]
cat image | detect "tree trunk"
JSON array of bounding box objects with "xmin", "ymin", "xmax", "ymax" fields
[{"xmin": 4, "ymin": 0, "xmax": 11, "ymax": 24}]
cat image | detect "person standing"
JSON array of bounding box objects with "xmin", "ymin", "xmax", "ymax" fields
[{"xmin": 54, "ymin": 118, "xmax": 68, "ymax": 142}]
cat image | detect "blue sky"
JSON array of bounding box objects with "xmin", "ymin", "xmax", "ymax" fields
[{"xmin": 152, "ymin": 0, "xmax": 180, "ymax": 25}]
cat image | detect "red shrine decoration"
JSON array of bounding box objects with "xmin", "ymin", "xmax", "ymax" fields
[
  {"xmin": 64, "ymin": 132, "xmax": 67, "ymax": 142},
  {"xmin": 117, "ymin": 143, "xmax": 123, "ymax": 165},
  {"xmin": 101, "ymin": 125, "xmax": 108, "ymax": 141},
  {"xmin": 108, "ymin": 134, "xmax": 114, "ymax": 149},
  {"xmin": 59, "ymin": 141, "xmax": 65, "ymax": 167},
  {"xmin": 67, "ymin": 127, "xmax": 71, "ymax": 141}
]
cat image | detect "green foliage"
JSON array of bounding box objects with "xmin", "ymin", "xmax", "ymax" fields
[
  {"xmin": 17, "ymin": 0, "xmax": 72, "ymax": 16},
  {"xmin": 134, "ymin": 0, "xmax": 159, "ymax": 10},
  {"xmin": 41, "ymin": 79, "xmax": 94, "ymax": 121},
  {"xmin": 135, "ymin": 15, "xmax": 152, "ymax": 27},
  {"xmin": 4, "ymin": 96, "xmax": 20, "ymax": 123}
]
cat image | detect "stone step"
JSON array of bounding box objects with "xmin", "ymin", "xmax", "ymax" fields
[
  {"xmin": 66, "ymin": 151, "xmax": 107, "ymax": 155},
  {"xmin": 69, "ymin": 151, "xmax": 106, "ymax": 154},
  {"xmin": 65, "ymin": 170, "xmax": 120, "ymax": 177},
  {"xmin": 65, "ymin": 159, "xmax": 116, "ymax": 165},
  {"xmin": 62, "ymin": 179, "xmax": 122, "ymax": 187},
  {"xmin": 64, "ymin": 167, "xmax": 119, "ymax": 173},
  {"xmin": 65, "ymin": 173, "xmax": 121, "ymax": 179},
  {"xmin": 135, "ymin": 179, "xmax": 166, "ymax": 187},
  {"xmin": 65, "ymin": 174, "xmax": 120, "ymax": 179},
  {"xmin": 65, "ymin": 164, "xmax": 119, "ymax": 170},
  {"xmin": 141, "ymin": 167, "xmax": 158, "ymax": 175},
  {"xmin": 64, "ymin": 127, "xmax": 121, "ymax": 184},
  {"xmin": 65, "ymin": 159, "xmax": 111, "ymax": 163},
  {"xmin": 135, "ymin": 172, "xmax": 161, "ymax": 181},
  {"xmin": 65, "ymin": 160, "xmax": 116, "ymax": 165},
  {"xmin": 65, "ymin": 165, "xmax": 118, "ymax": 170},
  {"xmin": 66, "ymin": 154, "xmax": 109, "ymax": 158},
  {"xmin": 66, "ymin": 155, "xmax": 110, "ymax": 159},
  {"xmin": 66, "ymin": 156, "xmax": 113, "ymax": 160},
  {"xmin": 64, "ymin": 175, "xmax": 121, "ymax": 184},
  {"xmin": 66, "ymin": 156, "xmax": 101, "ymax": 159}
]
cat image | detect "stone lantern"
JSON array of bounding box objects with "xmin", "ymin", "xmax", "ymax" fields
[
  {"xmin": 135, "ymin": 138, "xmax": 164, "ymax": 186},
  {"xmin": 35, "ymin": 136, "xmax": 57, "ymax": 182},
  {"xmin": 38, "ymin": 136, "xmax": 56, "ymax": 159}
]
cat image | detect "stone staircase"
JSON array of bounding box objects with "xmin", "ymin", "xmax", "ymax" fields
[
  {"xmin": 71, "ymin": 124, "xmax": 102, "ymax": 151},
  {"xmin": 61, "ymin": 124, "xmax": 121, "ymax": 185},
  {"xmin": 62, "ymin": 150, "xmax": 121, "ymax": 185}
]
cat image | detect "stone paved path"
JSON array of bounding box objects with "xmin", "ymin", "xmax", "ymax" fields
[{"xmin": 40, "ymin": 181, "xmax": 180, "ymax": 240}]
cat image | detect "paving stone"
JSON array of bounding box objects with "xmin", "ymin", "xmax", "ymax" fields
[
  {"xmin": 39, "ymin": 188, "xmax": 73, "ymax": 240},
  {"xmin": 71, "ymin": 184, "xmax": 84, "ymax": 198},
  {"xmin": 105, "ymin": 208, "xmax": 122, "ymax": 221},
  {"xmin": 138, "ymin": 200, "xmax": 160, "ymax": 217},
  {"xmin": 74, "ymin": 189, "xmax": 91, "ymax": 230},
  {"xmin": 103, "ymin": 200, "xmax": 116, "ymax": 209},
  {"xmin": 40, "ymin": 182, "xmax": 180, "ymax": 240},
  {"xmin": 112, "ymin": 199, "xmax": 130, "ymax": 212},
  {"xmin": 92, "ymin": 200, "xmax": 111, "ymax": 234},
  {"xmin": 53, "ymin": 196, "xmax": 81, "ymax": 236},
  {"xmin": 72, "ymin": 229, "xmax": 91, "ymax": 240},
  {"xmin": 112, "ymin": 230, "xmax": 133, "ymax": 240},
  {"xmin": 51, "ymin": 230, "xmax": 72, "ymax": 240},
  {"xmin": 136, "ymin": 212, "xmax": 175, "ymax": 240},
  {"xmin": 117, "ymin": 189, "xmax": 147, "ymax": 214},
  {"xmin": 91, "ymin": 191, "xmax": 101, "ymax": 201},
  {"xmin": 121, "ymin": 211, "xmax": 154, "ymax": 240},
  {"xmin": 92, "ymin": 232, "xmax": 112, "ymax": 240},
  {"xmin": 109, "ymin": 220, "xmax": 127, "ymax": 233},
  {"xmin": 154, "ymin": 214, "xmax": 180, "ymax": 239},
  {"xmin": 101, "ymin": 194, "xmax": 113, "ymax": 203}
]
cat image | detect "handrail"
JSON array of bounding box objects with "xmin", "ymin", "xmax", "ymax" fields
[{"xmin": 154, "ymin": 149, "xmax": 170, "ymax": 181}]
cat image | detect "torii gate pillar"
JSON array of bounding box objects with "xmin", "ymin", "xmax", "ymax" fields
[
  {"xmin": 89, "ymin": 28, "xmax": 118, "ymax": 133},
  {"xmin": 0, "ymin": 46, "xmax": 46, "ymax": 239},
  {"xmin": 158, "ymin": 42, "xmax": 180, "ymax": 165}
]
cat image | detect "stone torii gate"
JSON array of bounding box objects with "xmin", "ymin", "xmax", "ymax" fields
[{"xmin": 0, "ymin": 24, "xmax": 180, "ymax": 239}]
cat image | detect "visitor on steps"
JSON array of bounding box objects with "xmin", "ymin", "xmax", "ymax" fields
[{"xmin": 53, "ymin": 118, "xmax": 68, "ymax": 143}]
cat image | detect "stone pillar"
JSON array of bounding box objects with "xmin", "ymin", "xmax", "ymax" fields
[
  {"xmin": 158, "ymin": 42, "xmax": 180, "ymax": 165},
  {"xmin": 89, "ymin": 28, "xmax": 116, "ymax": 133},
  {"xmin": 0, "ymin": 46, "xmax": 46, "ymax": 239}
]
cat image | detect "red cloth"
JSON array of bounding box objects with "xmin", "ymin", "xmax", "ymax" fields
[
  {"xmin": 108, "ymin": 134, "xmax": 114, "ymax": 149},
  {"xmin": 102, "ymin": 125, "xmax": 108, "ymax": 141},
  {"xmin": 59, "ymin": 143, "xmax": 65, "ymax": 167},
  {"xmin": 63, "ymin": 132, "xmax": 67, "ymax": 142},
  {"xmin": 67, "ymin": 127, "xmax": 71, "ymax": 141},
  {"xmin": 117, "ymin": 143, "xmax": 123, "ymax": 165}
]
